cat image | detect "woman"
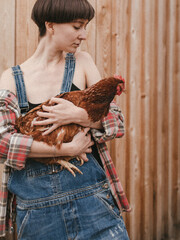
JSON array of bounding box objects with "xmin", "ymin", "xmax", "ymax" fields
[{"xmin": 0, "ymin": 0, "xmax": 130, "ymax": 239}]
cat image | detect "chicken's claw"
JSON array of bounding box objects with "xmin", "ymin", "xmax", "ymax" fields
[
  {"xmin": 57, "ymin": 160, "xmax": 83, "ymax": 177},
  {"xmin": 76, "ymin": 156, "xmax": 84, "ymax": 166}
]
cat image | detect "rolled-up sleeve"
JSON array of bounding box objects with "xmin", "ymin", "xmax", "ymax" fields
[
  {"xmin": 0, "ymin": 90, "xmax": 33, "ymax": 170},
  {"xmin": 91, "ymin": 101, "xmax": 125, "ymax": 143},
  {"xmin": 5, "ymin": 133, "xmax": 33, "ymax": 170}
]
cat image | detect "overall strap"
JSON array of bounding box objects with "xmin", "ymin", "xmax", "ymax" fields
[
  {"xmin": 60, "ymin": 53, "xmax": 76, "ymax": 93},
  {"xmin": 11, "ymin": 65, "xmax": 29, "ymax": 113}
]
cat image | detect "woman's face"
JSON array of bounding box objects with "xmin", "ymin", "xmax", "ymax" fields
[{"xmin": 52, "ymin": 19, "xmax": 88, "ymax": 53}]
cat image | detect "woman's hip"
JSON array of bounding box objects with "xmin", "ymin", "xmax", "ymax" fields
[{"xmin": 8, "ymin": 153, "xmax": 107, "ymax": 201}]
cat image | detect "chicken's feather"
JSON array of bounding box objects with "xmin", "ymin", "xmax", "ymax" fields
[{"xmin": 15, "ymin": 76, "xmax": 125, "ymax": 165}]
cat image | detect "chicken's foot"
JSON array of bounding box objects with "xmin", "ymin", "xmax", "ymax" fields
[
  {"xmin": 57, "ymin": 160, "xmax": 83, "ymax": 177},
  {"xmin": 76, "ymin": 157, "xmax": 84, "ymax": 166}
]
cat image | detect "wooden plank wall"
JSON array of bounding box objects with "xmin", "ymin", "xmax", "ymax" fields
[{"xmin": 0, "ymin": 0, "xmax": 179, "ymax": 239}]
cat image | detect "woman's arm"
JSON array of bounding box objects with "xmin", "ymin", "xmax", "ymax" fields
[
  {"xmin": 0, "ymin": 90, "xmax": 33, "ymax": 170},
  {"xmin": 0, "ymin": 68, "xmax": 17, "ymax": 93},
  {"xmin": 0, "ymin": 91, "xmax": 93, "ymax": 169},
  {"xmin": 28, "ymin": 128, "xmax": 93, "ymax": 160},
  {"xmin": 0, "ymin": 70, "xmax": 93, "ymax": 169}
]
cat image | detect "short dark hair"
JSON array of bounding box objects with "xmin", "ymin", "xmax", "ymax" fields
[{"xmin": 31, "ymin": 0, "xmax": 95, "ymax": 37}]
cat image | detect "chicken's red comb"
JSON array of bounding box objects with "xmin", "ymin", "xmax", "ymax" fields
[{"xmin": 114, "ymin": 74, "xmax": 125, "ymax": 84}]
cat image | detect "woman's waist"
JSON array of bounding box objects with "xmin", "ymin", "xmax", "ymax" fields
[
  {"xmin": 8, "ymin": 154, "xmax": 107, "ymax": 201},
  {"xmin": 25, "ymin": 153, "xmax": 103, "ymax": 177},
  {"xmin": 16, "ymin": 180, "xmax": 109, "ymax": 210},
  {"xmin": 26, "ymin": 158, "xmax": 64, "ymax": 177}
]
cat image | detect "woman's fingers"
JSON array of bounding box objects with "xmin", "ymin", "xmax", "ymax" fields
[
  {"xmin": 86, "ymin": 147, "xmax": 92, "ymax": 153},
  {"xmin": 33, "ymin": 118, "xmax": 56, "ymax": 126},
  {"xmin": 42, "ymin": 105, "xmax": 54, "ymax": 111},
  {"xmin": 81, "ymin": 153, "xmax": 88, "ymax": 162},
  {"xmin": 42, "ymin": 124, "xmax": 59, "ymax": 135},
  {"xmin": 78, "ymin": 153, "xmax": 89, "ymax": 162},
  {"xmin": 41, "ymin": 105, "xmax": 64, "ymax": 116},
  {"xmin": 89, "ymin": 140, "xmax": 94, "ymax": 147},
  {"xmin": 33, "ymin": 108, "xmax": 59, "ymax": 126},
  {"xmin": 83, "ymin": 127, "xmax": 90, "ymax": 135},
  {"xmin": 49, "ymin": 97, "xmax": 66, "ymax": 104},
  {"xmin": 48, "ymin": 98, "xmax": 74, "ymax": 109},
  {"xmin": 36, "ymin": 110, "xmax": 54, "ymax": 118},
  {"xmin": 33, "ymin": 99, "xmax": 76, "ymax": 129}
]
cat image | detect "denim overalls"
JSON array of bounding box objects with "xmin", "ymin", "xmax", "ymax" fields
[{"xmin": 8, "ymin": 53, "xmax": 129, "ymax": 240}]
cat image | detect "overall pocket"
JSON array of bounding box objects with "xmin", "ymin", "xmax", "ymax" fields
[{"xmin": 95, "ymin": 189, "xmax": 121, "ymax": 219}]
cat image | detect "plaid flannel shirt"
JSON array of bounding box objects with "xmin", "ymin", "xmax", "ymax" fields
[{"xmin": 0, "ymin": 89, "xmax": 130, "ymax": 237}]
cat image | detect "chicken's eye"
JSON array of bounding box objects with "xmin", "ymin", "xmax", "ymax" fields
[
  {"xmin": 116, "ymin": 83, "xmax": 125, "ymax": 96},
  {"xmin": 116, "ymin": 85, "xmax": 121, "ymax": 95}
]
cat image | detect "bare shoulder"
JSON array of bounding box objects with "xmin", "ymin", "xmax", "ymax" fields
[
  {"xmin": 75, "ymin": 51, "xmax": 93, "ymax": 62},
  {"xmin": 75, "ymin": 51, "xmax": 95, "ymax": 69},
  {"xmin": 75, "ymin": 51, "xmax": 101, "ymax": 87},
  {"xmin": 0, "ymin": 68, "xmax": 16, "ymax": 94}
]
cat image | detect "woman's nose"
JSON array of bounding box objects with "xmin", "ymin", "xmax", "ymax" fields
[{"xmin": 79, "ymin": 29, "xmax": 87, "ymax": 40}]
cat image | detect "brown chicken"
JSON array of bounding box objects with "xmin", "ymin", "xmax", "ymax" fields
[{"xmin": 15, "ymin": 76, "xmax": 125, "ymax": 175}]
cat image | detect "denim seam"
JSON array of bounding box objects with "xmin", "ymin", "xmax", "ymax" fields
[
  {"xmin": 17, "ymin": 187, "xmax": 107, "ymax": 210},
  {"xmin": 62, "ymin": 205, "xmax": 70, "ymax": 238},
  {"xmin": 17, "ymin": 180, "xmax": 107, "ymax": 205},
  {"xmin": 17, "ymin": 210, "xmax": 31, "ymax": 239}
]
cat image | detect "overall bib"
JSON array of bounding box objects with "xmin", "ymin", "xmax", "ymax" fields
[{"xmin": 8, "ymin": 53, "xmax": 129, "ymax": 240}]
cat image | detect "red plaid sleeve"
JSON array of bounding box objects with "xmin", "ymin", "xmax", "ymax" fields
[
  {"xmin": 91, "ymin": 101, "xmax": 125, "ymax": 143},
  {"xmin": 0, "ymin": 90, "xmax": 33, "ymax": 170},
  {"xmin": 5, "ymin": 133, "xmax": 33, "ymax": 170}
]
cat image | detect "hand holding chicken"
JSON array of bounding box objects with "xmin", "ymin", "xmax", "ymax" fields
[{"xmin": 15, "ymin": 76, "xmax": 125, "ymax": 176}]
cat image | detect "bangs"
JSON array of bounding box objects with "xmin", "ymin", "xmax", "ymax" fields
[
  {"xmin": 32, "ymin": 0, "xmax": 95, "ymax": 36},
  {"xmin": 53, "ymin": 0, "xmax": 95, "ymax": 23}
]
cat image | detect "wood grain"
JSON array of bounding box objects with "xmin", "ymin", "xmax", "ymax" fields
[
  {"xmin": 15, "ymin": 0, "xmax": 38, "ymax": 65},
  {"xmin": 0, "ymin": 0, "xmax": 179, "ymax": 239},
  {"xmin": 0, "ymin": 0, "xmax": 15, "ymax": 75},
  {"xmin": 96, "ymin": 0, "xmax": 112, "ymax": 77}
]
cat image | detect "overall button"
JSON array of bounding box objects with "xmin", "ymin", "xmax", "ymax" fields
[
  {"xmin": 52, "ymin": 165, "xmax": 61, "ymax": 174},
  {"xmin": 106, "ymin": 194, "xmax": 110, "ymax": 199},
  {"xmin": 102, "ymin": 183, "xmax": 109, "ymax": 189},
  {"xmin": 52, "ymin": 166, "xmax": 58, "ymax": 173}
]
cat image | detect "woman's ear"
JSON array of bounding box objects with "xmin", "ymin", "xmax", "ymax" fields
[{"xmin": 45, "ymin": 22, "xmax": 54, "ymax": 35}]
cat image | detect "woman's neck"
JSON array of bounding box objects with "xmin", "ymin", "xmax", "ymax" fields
[{"xmin": 30, "ymin": 36, "xmax": 64, "ymax": 69}]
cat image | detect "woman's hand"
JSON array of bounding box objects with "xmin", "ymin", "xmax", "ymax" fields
[
  {"xmin": 33, "ymin": 97, "xmax": 103, "ymax": 135},
  {"xmin": 69, "ymin": 128, "xmax": 94, "ymax": 161},
  {"xmin": 29, "ymin": 128, "xmax": 94, "ymax": 160},
  {"xmin": 33, "ymin": 97, "xmax": 79, "ymax": 135}
]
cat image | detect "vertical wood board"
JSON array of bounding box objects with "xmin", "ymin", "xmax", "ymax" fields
[{"xmin": 0, "ymin": 0, "xmax": 179, "ymax": 239}]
